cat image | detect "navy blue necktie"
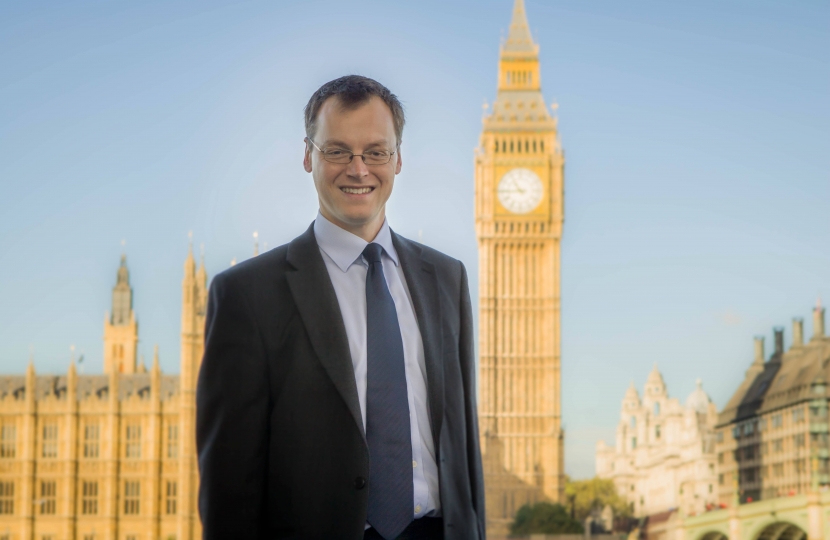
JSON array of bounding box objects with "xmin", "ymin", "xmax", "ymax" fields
[{"xmin": 363, "ymin": 243, "xmax": 413, "ymax": 539}]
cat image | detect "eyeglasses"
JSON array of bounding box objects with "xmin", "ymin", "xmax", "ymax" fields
[{"xmin": 306, "ymin": 137, "xmax": 396, "ymax": 165}]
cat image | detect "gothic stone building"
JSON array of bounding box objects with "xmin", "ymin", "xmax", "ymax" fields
[
  {"xmin": 716, "ymin": 303, "xmax": 830, "ymax": 505},
  {"xmin": 596, "ymin": 367, "xmax": 719, "ymax": 517},
  {"xmin": 0, "ymin": 248, "xmax": 207, "ymax": 540},
  {"xmin": 475, "ymin": 0, "xmax": 566, "ymax": 534}
]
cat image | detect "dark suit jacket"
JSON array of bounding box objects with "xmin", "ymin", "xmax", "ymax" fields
[{"xmin": 196, "ymin": 223, "xmax": 485, "ymax": 540}]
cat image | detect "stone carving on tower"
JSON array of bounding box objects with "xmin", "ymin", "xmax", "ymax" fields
[
  {"xmin": 475, "ymin": 0, "xmax": 565, "ymax": 533},
  {"xmin": 103, "ymin": 254, "xmax": 139, "ymax": 374},
  {"xmin": 0, "ymin": 245, "xmax": 207, "ymax": 540},
  {"xmin": 595, "ymin": 367, "xmax": 719, "ymax": 518}
]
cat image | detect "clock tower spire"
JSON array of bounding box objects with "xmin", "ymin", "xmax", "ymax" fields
[{"xmin": 475, "ymin": 0, "xmax": 565, "ymax": 534}]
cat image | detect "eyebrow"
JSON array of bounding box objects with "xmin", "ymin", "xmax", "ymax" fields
[{"xmin": 321, "ymin": 139, "xmax": 390, "ymax": 148}]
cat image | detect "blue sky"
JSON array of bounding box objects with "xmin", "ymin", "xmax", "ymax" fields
[{"xmin": 1, "ymin": 0, "xmax": 828, "ymax": 479}]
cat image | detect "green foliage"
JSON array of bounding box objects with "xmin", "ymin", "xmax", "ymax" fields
[
  {"xmin": 509, "ymin": 502, "xmax": 584, "ymax": 535},
  {"xmin": 564, "ymin": 476, "xmax": 631, "ymax": 522}
]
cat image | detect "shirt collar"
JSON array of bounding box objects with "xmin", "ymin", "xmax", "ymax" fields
[{"xmin": 313, "ymin": 211, "xmax": 400, "ymax": 272}]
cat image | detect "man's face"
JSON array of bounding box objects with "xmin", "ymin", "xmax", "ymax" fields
[{"xmin": 303, "ymin": 96, "xmax": 402, "ymax": 239}]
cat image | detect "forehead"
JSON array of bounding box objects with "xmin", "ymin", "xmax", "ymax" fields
[{"xmin": 315, "ymin": 96, "xmax": 395, "ymax": 143}]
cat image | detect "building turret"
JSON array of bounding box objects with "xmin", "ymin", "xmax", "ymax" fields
[
  {"xmin": 103, "ymin": 254, "xmax": 139, "ymax": 374},
  {"xmin": 179, "ymin": 239, "xmax": 207, "ymax": 540},
  {"xmin": 644, "ymin": 364, "xmax": 668, "ymax": 401},
  {"xmin": 150, "ymin": 345, "xmax": 161, "ymax": 400},
  {"xmin": 622, "ymin": 382, "xmax": 641, "ymax": 413}
]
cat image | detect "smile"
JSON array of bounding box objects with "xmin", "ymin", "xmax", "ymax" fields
[{"xmin": 341, "ymin": 186, "xmax": 374, "ymax": 194}]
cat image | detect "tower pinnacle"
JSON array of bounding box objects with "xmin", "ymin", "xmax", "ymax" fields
[{"xmin": 504, "ymin": 0, "xmax": 537, "ymax": 54}]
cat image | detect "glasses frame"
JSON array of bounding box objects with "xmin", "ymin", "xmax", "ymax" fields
[{"xmin": 305, "ymin": 137, "xmax": 397, "ymax": 166}]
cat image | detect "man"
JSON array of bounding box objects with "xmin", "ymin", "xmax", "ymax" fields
[{"xmin": 196, "ymin": 75, "xmax": 485, "ymax": 540}]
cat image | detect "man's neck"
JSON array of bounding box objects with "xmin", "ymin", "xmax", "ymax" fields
[{"xmin": 319, "ymin": 208, "xmax": 385, "ymax": 242}]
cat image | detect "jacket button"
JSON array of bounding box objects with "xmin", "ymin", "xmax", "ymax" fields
[{"xmin": 354, "ymin": 477, "xmax": 366, "ymax": 490}]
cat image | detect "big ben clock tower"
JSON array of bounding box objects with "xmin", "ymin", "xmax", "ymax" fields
[{"xmin": 475, "ymin": 0, "xmax": 565, "ymax": 533}]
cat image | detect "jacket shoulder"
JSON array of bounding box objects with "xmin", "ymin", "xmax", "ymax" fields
[
  {"xmin": 212, "ymin": 243, "xmax": 290, "ymax": 292},
  {"xmin": 394, "ymin": 233, "xmax": 464, "ymax": 273}
]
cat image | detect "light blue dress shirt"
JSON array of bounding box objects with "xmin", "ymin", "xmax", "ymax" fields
[{"xmin": 313, "ymin": 212, "xmax": 441, "ymax": 522}]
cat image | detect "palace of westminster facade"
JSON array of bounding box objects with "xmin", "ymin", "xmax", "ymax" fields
[{"xmin": 0, "ymin": 250, "xmax": 206, "ymax": 540}]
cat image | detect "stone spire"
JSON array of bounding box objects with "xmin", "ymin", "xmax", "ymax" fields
[
  {"xmin": 184, "ymin": 231, "xmax": 195, "ymax": 277},
  {"xmin": 151, "ymin": 345, "xmax": 161, "ymax": 400},
  {"xmin": 104, "ymin": 252, "xmax": 139, "ymax": 374},
  {"xmin": 503, "ymin": 0, "xmax": 537, "ymax": 54},
  {"xmin": 624, "ymin": 381, "xmax": 640, "ymax": 402},
  {"xmin": 646, "ymin": 364, "xmax": 667, "ymax": 394},
  {"xmin": 196, "ymin": 243, "xmax": 207, "ymax": 289},
  {"xmin": 111, "ymin": 254, "xmax": 133, "ymax": 326}
]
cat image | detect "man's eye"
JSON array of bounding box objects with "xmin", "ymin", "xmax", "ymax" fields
[
  {"xmin": 326, "ymin": 149, "xmax": 346, "ymax": 156},
  {"xmin": 367, "ymin": 151, "xmax": 386, "ymax": 157}
]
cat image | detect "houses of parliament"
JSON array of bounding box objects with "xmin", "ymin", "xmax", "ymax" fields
[
  {"xmin": 0, "ymin": 1, "xmax": 566, "ymax": 538},
  {"xmin": 0, "ymin": 248, "xmax": 206, "ymax": 540}
]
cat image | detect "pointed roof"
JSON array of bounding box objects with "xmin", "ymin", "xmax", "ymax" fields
[
  {"xmin": 184, "ymin": 232, "xmax": 196, "ymax": 276},
  {"xmin": 116, "ymin": 253, "xmax": 129, "ymax": 285},
  {"xmin": 503, "ymin": 0, "xmax": 536, "ymax": 53},
  {"xmin": 646, "ymin": 363, "xmax": 666, "ymax": 386},
  {"xmin": 624, "ymin": 381, "xmax": 641, "ymax": 403}
]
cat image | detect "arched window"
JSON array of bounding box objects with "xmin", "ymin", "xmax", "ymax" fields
[
  {"xmin": 510, "ymin": 140, "xmax": 514, "ymax": 152},
  {"xmin": 540, "ymin": 140, "xmax": 545, "ymax": 152},
  {"xmin": 630, "ymin": 416, "xmax": 636, "ymax": 429},
  {"xmin": 533, "ymin": 140, "xmax": 537, "ymax": 152},
  {"xmin": 654, "ymin": 402, "xmax": 661, "ymax": 416}
]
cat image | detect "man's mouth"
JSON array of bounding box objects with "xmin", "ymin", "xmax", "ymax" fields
[{"xmin": 341, "ymin": 186, "xmax": 374, "ymax": 195}]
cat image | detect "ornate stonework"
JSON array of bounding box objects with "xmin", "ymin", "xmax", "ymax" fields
[
  {"xmin": 595, "ymin": 367, "xmax": 719, "ymax": 517},
  {"xmin": 0, "ymin": 248, "xmax": 206, "ymax": 540},
  {"xmin": 475, "ymin": 0, "xmax": 565, "ymax": 534}
]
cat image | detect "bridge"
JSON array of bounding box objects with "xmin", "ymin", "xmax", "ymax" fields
[{"xmin": 681, "ymin": 490, "xmax": 830, "ymax": 540}]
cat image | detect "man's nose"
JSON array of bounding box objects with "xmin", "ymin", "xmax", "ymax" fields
[{"xmin": 346, "ymin": 155, "xmax": 369, "ymax": 178}]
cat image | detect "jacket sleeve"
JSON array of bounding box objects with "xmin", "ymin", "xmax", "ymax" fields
[
  {"xmin": 196, "ymin": 272, "xmax": 270, "ymax": 539},
  {"xmin": 459, "ymin": 261, "xmax": 486, "ymax": 538}
]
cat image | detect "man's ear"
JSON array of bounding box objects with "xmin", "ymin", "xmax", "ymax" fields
[
  {"xmin": 303, "ymin": 141, "xmax": 313, "ymax": 173},
  {"xmin": 394, "ymin": 147, "xmax": 402, "ymax": 175}
]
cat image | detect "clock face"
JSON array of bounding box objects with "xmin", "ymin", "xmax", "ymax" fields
[{"xmin": 497, "ymin": 168, "xmax": 544, "ymax": 214}]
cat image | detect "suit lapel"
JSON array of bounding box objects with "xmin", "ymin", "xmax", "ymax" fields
[
  {"xmin": 392, "ymin": 232, "xmax": 445, "ymax": 446},
  {"xmin": 286, "ymin": 224, "xmax": 365, "ymax": 441}
]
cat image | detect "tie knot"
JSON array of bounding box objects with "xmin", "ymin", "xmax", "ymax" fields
[{"xmin": 362, "ymin": 243, "xmax": 384, "ymax": 265}]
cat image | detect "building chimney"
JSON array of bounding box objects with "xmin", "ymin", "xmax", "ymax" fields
[
  {"xmin": 792, "ymin": 318, "xmax": 804, "ymax": 348},
  {"xmin": 814, "ymin": 298, "xmax": 825, "ymax": 340},
  {"xmin": 754, "ymin": 336, "xmax": 765, "ymax": 364},
  {"xmin": 774, "ymin": 327, "xmax": 784, "ymax": 356}
]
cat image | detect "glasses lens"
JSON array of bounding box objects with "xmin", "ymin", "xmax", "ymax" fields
[
  {"xmin": 363, "ymin": 150, "xmax": 391, "ymax": 165},
  {"xmin": 322, "ymin": 149, "xmax": 352, "ymax": 164}
]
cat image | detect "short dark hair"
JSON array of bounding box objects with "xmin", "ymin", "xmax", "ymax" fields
[{"xmin": 304, "ymin": 75, "xmax": 405, "ymax": 146}]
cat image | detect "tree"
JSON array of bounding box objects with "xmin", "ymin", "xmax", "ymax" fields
[
  {"xmin": 510, "ymin": 502, "xmax": 584, "ymax": 535},
  {"xmin": 564, "ymin": 476, "xmax": 632, "ymax": 523}
]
